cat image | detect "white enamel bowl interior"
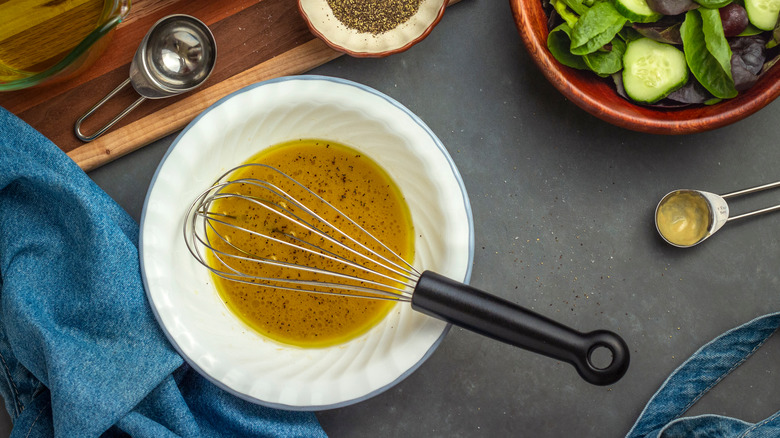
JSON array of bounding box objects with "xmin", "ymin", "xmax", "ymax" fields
[{"xmin": 140, "ymin": 76, "xmax": 474, "ymax": 410}]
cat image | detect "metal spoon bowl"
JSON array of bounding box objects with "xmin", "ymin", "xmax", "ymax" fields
[
  {"xmin": 655, "ymin": 181, "xmax": 780, "ymax": 248},
  {"xmin": 75, "ymin": 14, "xmax": 216, "ymax": 142}
]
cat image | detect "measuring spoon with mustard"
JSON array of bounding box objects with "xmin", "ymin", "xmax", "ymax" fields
[{"xmin": 655, "ymin": 181, "xmax": 780, "ymax": 248}]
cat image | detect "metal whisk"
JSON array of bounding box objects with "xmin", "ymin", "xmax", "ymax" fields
[{"xmin": 184, "ymin": 164, "xmax": 630, "ymax": 385}]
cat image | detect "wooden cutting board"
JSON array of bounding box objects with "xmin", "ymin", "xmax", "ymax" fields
[{"xmin": 0, "ymin": 0, "xmax": 457, "ymax": 171}]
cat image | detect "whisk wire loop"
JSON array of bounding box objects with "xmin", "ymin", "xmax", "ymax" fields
[
  {"xmin": 184, "ymin": 164, "xmax": 418, "ymax": 301},
  {"xmin": 208, "ymin": 187, "xmax": 418, "ymax": 286},
  {"xmin": 229, "ymin": 164, "xmax": 418, "ymax": 274},
  {"xmin": 202, "ymin": 186, "xmax": 419, "ymax": 288},
  {"xmin": 225, "ymin": 175, "xmax": 419, "ymax": 281},
  {"xmin": 198, "ymin": 211, "xmax": 416, "ymax": 299}
]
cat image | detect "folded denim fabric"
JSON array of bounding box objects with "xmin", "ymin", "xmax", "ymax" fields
[
  {"xmin": 0, "ymin": 107, "xmax": 326, "ymax": 438},
  {"xmin": 626, "ymin": 312, "xmax": 780, "ymax": 437}
]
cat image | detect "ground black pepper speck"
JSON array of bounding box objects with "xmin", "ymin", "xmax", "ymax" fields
[{"xmin": 326, "ymin": 0, "xmax": 422, "ymax": 34}]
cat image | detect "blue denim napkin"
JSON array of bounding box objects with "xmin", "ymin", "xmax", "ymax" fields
[
  {"xmin": 0, "ymin": 107, "xmax": 327, "ymax": 437},
  {"xmin": 626, "ymin": 312, "xmax": 780, "ymax": 437}
]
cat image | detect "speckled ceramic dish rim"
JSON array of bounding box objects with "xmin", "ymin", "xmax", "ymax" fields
[{"xmin": 139, "ymin": 75, "xmax": 475, "ymax": 410}]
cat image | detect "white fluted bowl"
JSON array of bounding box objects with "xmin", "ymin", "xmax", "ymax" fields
[{"xmin": 140, "ymin": 76, "xmax": 474, "ymax": 410}]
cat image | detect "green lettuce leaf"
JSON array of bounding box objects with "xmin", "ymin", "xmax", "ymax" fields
[
  {"xmin": 768, "ymin": 19, "xmax": 780, "ymax": 48},
  {"xmin": 560, "ymin": 0, "xmax": 590, "ymax": 15},
  {"xmin": 551, "ymin": 0, "xmax": 581, "ymax": 27},
  {"xmin": 548, "ymin": 23, "xmax": 590, "ymax": 69},
  {"xmin": 680, "ymin": 10, "xmax": 738, "ymax": 98},
  {"xmin": 570, "ymin": 2, "xmax": 628, "ymax": 55},
  {"xmin": 694, "ymin": 0, "xmax": 732, "ymax": 8},
  {"xmin": 699, "ymin": 8, "xmax": 733, "ymax": 80},
  {"xmin": 583, "ymin": 38, "xmax": 627, "ymax": 75}
]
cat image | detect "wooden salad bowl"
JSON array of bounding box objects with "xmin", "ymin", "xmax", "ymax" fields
[{"xmin": 509, "ymin": 0, "xmax": 780, "ymax": 134}]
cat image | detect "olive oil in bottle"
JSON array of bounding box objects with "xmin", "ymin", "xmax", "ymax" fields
[{"xmin": 0, "ymin": 0, "xmax": 107, "ymax": 82}]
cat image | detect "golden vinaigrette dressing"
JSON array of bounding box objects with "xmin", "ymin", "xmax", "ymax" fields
[
  {"xmin": 656, "ymin": 191, "xmax": 711, "ymax": 246},
  {"xmin": 206, "ymin": 139, "xmax": 415, "ymax": 348}
]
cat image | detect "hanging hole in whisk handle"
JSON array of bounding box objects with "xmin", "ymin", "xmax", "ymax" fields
[
  {"xmin": 74, "ymin": 78, "xmax": 147, "ymax": 142},
  {"xmin": 579, "ymin": 330, "xmax": 630, "ymax": 385}
]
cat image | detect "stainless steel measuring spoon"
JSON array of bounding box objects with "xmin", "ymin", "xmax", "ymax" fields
[
  {"xmin": 75, "ymin": 14, "xmax": 217, "ymax": 142},
  {"xmin": 655, "ymin": 181, "xmax": 780, "ymax": 248}
]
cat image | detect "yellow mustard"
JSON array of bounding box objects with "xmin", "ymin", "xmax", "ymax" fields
[{"xmin": 655, "ymin": 191, "xmax": 712, "ymax": 246}]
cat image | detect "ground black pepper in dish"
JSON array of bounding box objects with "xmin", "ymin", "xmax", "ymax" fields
[{"xmin": 326, "ymin": 0, "xmax": 422, "ymax": 34}]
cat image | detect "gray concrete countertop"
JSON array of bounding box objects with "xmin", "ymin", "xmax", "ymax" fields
[{"xmin": 7, "ymin": 0, "xmax": 780, "ymax": 436}]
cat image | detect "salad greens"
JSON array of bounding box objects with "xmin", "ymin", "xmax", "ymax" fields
[
  {"xmin": 681, "ymin": 9, "xmax": 738, "ymax": 98},
  {"xmin": 570, "ymin": 2, "xmax": 628, "ymax": 54},
  {"xmin": 544, "ymin": 0, "xmax": 780, "ymax": 106}
]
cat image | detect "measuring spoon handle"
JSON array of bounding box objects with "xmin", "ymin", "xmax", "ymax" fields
[
  {"xmin": 74, "ymin": 78, "xmax": 146, "ymax": 142},
  {"xmin": 719, "ymin": 180, "xmax": 780, "ymax": 222},
  {"xmin": 721, "ymin": 180, "xmax": 780, "ymax": 199}
]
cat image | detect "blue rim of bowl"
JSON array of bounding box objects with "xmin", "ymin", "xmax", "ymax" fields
[{"xmin": 139, "ymin": 74, "xmax": 475, "ymax": 411}]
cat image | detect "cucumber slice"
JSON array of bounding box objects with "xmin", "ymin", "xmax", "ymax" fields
[
  {"xmin": 745, "ymin": 0, "xmax": 780, "ymax": 30},
  {"xmin": 614, "ymin": 0, "xmax": 662, "ymax": 22},
  {"xmin": 622, "ymin": 38, "xmax": 689, "ymax": 103}
]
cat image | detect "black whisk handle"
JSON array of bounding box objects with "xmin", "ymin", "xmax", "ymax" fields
[{"xmin": 410, "ymin": 271, "xmax": 630, "ymax": 386}]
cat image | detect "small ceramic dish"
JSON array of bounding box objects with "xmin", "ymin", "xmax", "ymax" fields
[
  {"xmin": 510, "ymin": 0, "xmax": 780, "ymax": 134},
  {"xmin": 298, "ymin": 0, "xmax": 448, "ymax": 57},
  {"xmin": 140, "ymin": 76, "xmax": 474, "ymax": 410}
]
